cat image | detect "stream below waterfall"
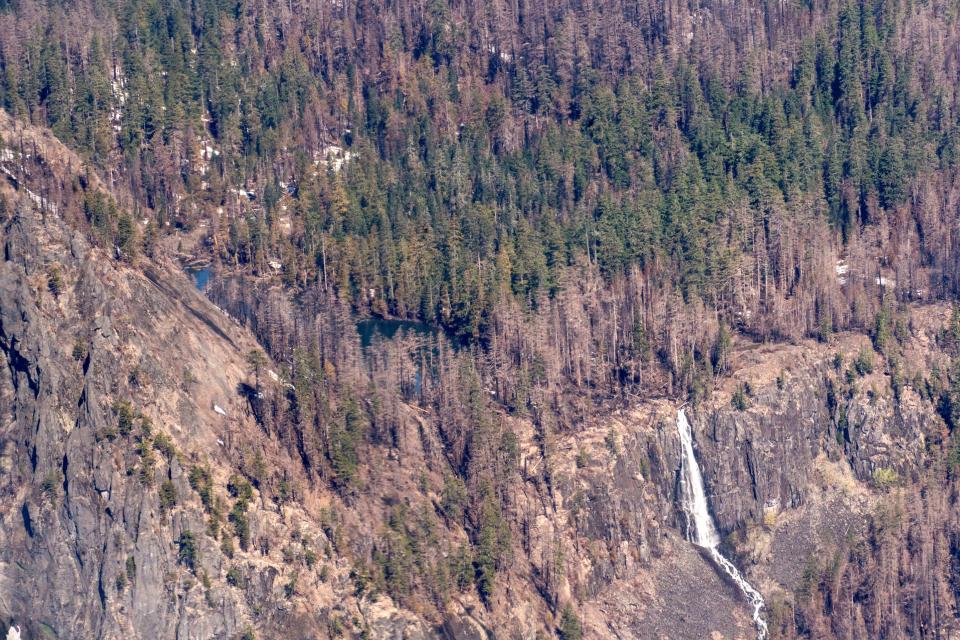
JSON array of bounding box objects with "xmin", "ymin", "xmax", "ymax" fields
[{"xmin": 676, "ymin": 408, "xmax": 768, "ymax": 640}]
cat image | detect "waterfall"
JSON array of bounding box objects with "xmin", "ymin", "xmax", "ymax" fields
[{"xmin": 677, "ymin": 408, "xmax": 768, "ymax": 640}]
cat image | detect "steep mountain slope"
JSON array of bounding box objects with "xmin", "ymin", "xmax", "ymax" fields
[
  {"xmin": 0, "ymin": 115, "xmax": 729, "ymax": 639},
  {"xmin": 0, "ymin": 119, "xmax": 440, "ymax": 638},
  {"xmin": 3, "ymin": 112, "xmax": 960, "ymax": 640},
  {"xmin": 0, "ymin": 144, "xmax": 291, "ymax": 638}
]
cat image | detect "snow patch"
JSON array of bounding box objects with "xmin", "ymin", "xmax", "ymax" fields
[
  {"xmin": 0, "ymin": 164, "xmax": 58, "ymax": 214},
  {"xmin": 314, "ymin": 145, "xmax": 354, "ymax": 173},
  {"xmin": 111, "ymin": 65, "xmax": 127, "ymax": 133},
  {"xmin": 835, "ymin": 260, "xmax": 849, "ymax": 285},
  {"xmin": 229, "ymin": 188, "xmax": 256, "ymax": 201},
  {"xmin": 487, "ymin": 45, "xmax": 513, "ymax": 63}
]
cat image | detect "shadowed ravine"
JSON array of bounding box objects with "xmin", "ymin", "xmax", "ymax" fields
[{"xmin": 677, "ymin": 408, "xmax": 768, "ymax": 640}]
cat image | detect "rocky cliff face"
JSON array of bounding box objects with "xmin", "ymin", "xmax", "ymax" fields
[
  {"xmin": 691, "ymin": 324, "xmax": 960, "ymax": 639},
  {"xmin": 0, "ymin": 118, "xmax": 474, "ymax": 639},
  {"xmin": 2, "ymin": 116, "xmax": 959, "ymax": 640},
  {"xmin": 503, "ymin": 314, "xmax": 960, "ymax": 640},
  {"xmin": 0, "ymin": 194, "xmax": 274, "ymax": 638}
]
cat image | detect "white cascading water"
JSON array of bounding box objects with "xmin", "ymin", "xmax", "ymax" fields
[{"xmin": 677, "ymin": 408, "xmax": 768, "ymax": 640}]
